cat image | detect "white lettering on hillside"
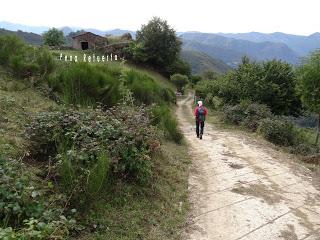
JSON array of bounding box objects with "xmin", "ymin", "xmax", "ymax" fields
[{"xmin": 57, "ymin": 53, "xmax": 124, "ymax": 63}]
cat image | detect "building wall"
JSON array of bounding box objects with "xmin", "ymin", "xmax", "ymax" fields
[{"xmin": 72, "ymin": 33, "xmax": 107, "ymax": 50}]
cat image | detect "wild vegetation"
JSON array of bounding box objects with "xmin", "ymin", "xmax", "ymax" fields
[
  {"xmin": 0, "ymin": 20, "xmax": 189, "ymax": 239},
  {"xmin": 43, "ymin": 28, "xmax": 65, "ymax": 47},
  {"xmin": 195, "ymin": 55, "xmax": 320, "ymax": 162},
  {"xmin": 127, "ymin": 17, "xmax": 191, "ymax": 77}
]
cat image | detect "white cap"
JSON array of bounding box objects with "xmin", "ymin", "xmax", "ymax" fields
[{"xmin": 198, "ymin": 101, "xmax": 203, "ymax": 107}]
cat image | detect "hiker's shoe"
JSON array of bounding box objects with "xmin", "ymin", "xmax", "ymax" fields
[
  {"xmin": 200, "ymin": 135, "xmax": 202, "ymax": 139},
  {"xmin": 197, "ymin": 135, "xmax": 199, "ymax": 138}
]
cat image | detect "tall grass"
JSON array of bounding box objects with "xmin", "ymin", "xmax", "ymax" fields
[
  {"xmin": 49, "ymin": 63, "xmax": 176, "ymax": 106},
  {"xmin": 49, "ymin": 63, "xmax": 122, "ymax": 106},
  {"xmin": 151, "ymin": 105, "xmax": 183, "ymax": 143},
  {"xmin": 58, "ymin": 138, "xmax": 111, "ymax": 204},
  {"xmin": 121, "ymin": 70, "xmax": 175, "ymax": 105},
  {"xmin": 87, "ymin": 151, "xmax": 110, "ymax": 197},
  {"xmin": 0, "ymin": 35, "xmax": 55, "ymax": 79}
]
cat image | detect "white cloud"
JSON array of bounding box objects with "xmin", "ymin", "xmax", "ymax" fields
[{"xmin": 0, "ymin": 0, "xmax": 319, "ymax": 35}]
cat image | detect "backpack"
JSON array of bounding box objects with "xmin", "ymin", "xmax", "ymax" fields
[{"xmin": 198, "ymin": 106, "xmax": 205, "ymax": 122}]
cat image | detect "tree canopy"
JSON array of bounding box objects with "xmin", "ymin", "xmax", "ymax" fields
[
  {"xmin": 43, "ymin": 28, "xmax": 65, "ymax": 46},
  {"xmin": 129, "ymin": 17, "xmax": 190, "ymax": 76},
  {"xmin": 170, "ymin": 74, "xmax": 189, "ymax": 93},
  {"xmin": 296, "ymin": 50, "xmax": 320, "ymax": 143}
]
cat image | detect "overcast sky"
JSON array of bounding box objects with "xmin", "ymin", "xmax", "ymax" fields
[{"xmin": 1, "ymin": 0, "xmax": 319, "ymax": 35}]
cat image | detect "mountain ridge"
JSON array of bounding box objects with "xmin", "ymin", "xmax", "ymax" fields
[
  {"xmin": 217, "ymin": 31, "xmax": 320, "ymax": 56},
  {"xmin": 1, "ymin": 21, "xmax": 319, "ymax": 67},
  {"xmin": 181, "ymin": 49, "xmax": 232, "ymax": 74},
  {"xmin": 180, "ymin": 32, "xmax": 300, "ymax": 66}
]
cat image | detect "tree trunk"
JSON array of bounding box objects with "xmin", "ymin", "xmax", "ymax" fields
[{"xmin": 316, "ymin": 113, "xmax": 320, "ymax": 145}]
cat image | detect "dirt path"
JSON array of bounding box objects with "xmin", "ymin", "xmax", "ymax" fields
[{"xmin": 178, "ymin": 95, "xmax": 320, "ymax": 240}]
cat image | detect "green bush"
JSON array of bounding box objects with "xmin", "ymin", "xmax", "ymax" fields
[
  {"xmin": 49, "ymin": 64, "xmax": 175, "ymax": 107},
  {"xmin": 9, "ymin": 54, "xmax": 40, "ymax": 78},
  {"xmin": 150, "ymin": 105, "xmax": 183, "ymax": 143},
  {"xmin": 0, "ymin": 156, "xmax": 72, "ymax": 239},
  {"xmin": 166, "ymin": 57, "xmax": 191, "ymax": 76},
  {"xmin": 49, "ymin": 63, "xmax": 122, "ymax": 107},
  {"xmin": 222, "ymin": 102, "xmax": 272, "ymax": 131},
  {"xmin": 170, "ymin": 74, "xmax": 189, "ymax": 93},
  {"xmin": 222, "ymin": 104, "xmax": 247, "ymax": 125},
  {"xmin": 26, "ymin": 104, "xmax": 161, "ymax": 204},
  {"xmin": 242, "ymin": 103, "xmax": 272, "ymax": 131},
  {"xmin": 132, "ymin": 17, "xmax": 185, "ymax": 76},
  {"xmin": 121, "ymin": 70, "xmax": 174, "ymax": 105},
  {"xmin": 36, "ymin": 48, "xmax": 56, "ymax": 78},
  {"xmin": 196, "ymin": 59, "xmax": 301, "ymax": 115},
  {"xmin": 0, "ymin": 35, "xmax": 55, "ymax": 79},
  {"xmin": 0, "ymin": 35, "xmax": 25, "ymax": 66},
  {"xmin": 205, "ymin": 94, "xmax": 223, "ymax": 110},
  {"xmin": 288, "ymin": 143, "xmax": 320, "ymax": 156},
  {"xmin": 43, "ymin": 28, "xmax": 65, "ymax": 47},
  {"xmin": 258, "ymin": 118, "xmax": 297, "ymax": 146}
]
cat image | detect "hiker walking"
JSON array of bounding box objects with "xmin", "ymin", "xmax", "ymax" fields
[{"xmin": 194, "ymin": 100, "xmax": 208, "ymax": 139}]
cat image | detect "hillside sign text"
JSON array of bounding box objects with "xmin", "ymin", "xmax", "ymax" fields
[{"xmin": 58, "ymin": 53, "xmax": 124, "ymax": 63}]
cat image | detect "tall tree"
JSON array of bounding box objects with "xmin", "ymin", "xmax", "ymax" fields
[
  {"xmin": 131, "ymin": 17, "xmax": 189, "ymax": 75},
  {"xmin": 170, "ymin": 74, "xmax": 189, "ymax": 93},
  {"xmin": 296, "ymin": 50, "xmax": 320, "ymax": 144},
  {"xmin": 43, "ymin": 28, "xmax": 65, "ymax": 46}
]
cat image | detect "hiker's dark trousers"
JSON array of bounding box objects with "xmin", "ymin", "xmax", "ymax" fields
[{"xmin": 196, "ymin": 121, "xmax": 205, "ymax": 137}]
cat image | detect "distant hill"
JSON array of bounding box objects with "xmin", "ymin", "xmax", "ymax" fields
[
  {"xmin": 0, "ymin": 21, "xmax": 49, "ymax": 34},
  {"xmin": 0, "ymin": 28, "xmax": 42, "ymax": 45},
  {"xmin": 2, "ymin": 20, "xmax": 319, "ymax": 67},
  {"xmin": 61, "ymin": 26, "xmax": 73, "ymax": 36},
  {"xmin": 181, "ymin": 49, "xmax": 232, "ymax": 74},
  {"xmin": 0, "ymin": 21, "xmax": 135, "ymax": 38},
  {"xmin": 180, "ymin": 32, "xmax": 300, "ymax": 66},
  {"xmin": 217, "ymin": 32, "xmax": 320, "ymax": 56}
]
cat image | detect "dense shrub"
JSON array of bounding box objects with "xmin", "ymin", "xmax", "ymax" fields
[
  {"xmin": 0, "ymin": 156, "xmax": 73, "ymax": 239},
  {"xmin": 166, "ymin": 57, "xmax": 191, "ymax": 76},
  {"xmin": 296, "ymin": 49, "xmax": 320, "ymax": 144},
  {"xmin": 26, "ymin": 104, "xmax": 161, "ymax": 205},
  {"xmin": 170, "ymin": 74, "xmax": 189, "ymax": 93},
  {"xmin": 222, "ymin": 103, "xmax": 272, "ymax": 131},
  {"xmin": 196, "ymin": 59, "xmax": 301, "ymax": 115},
  {"xmin": 150, "ymin": 105, "xmax": 183, "ymax": 143},
  {"xmin": 130, "ymin": 17, "xmax": 188, "ymax": 76},
  {"xmin": 49, "ymin": 64, "xmax": 175, "ymax": 106},
  {"xmin": 49, "ymin": 63, "xmax": 122, "ymax": 107},
  {"xmin": 0, "ymin": 35, "xmax": 55, "ymax": 79},
  {"xmin": 0, "ymin": 35, "xmax": 25, "ymax": 66},
  {"xmin": 43, "ymin": 28, "xmax": 65, "ymax": 47},
  {"xmin": 195, "ymin": 73, "xmax": 241, "ymax": 106},
  {"xmin": 222, "ymin": 104, "xmax": 247, "ymax": 125},
  {"xmin": 258, "ymin": 118, "xmax": 297, "ymax": 146},
  {"xmin": 289, "ymin": 143, "xmax": 320, "ymax": 156},
  {"xmin": 242, "ymin": 103, "xmax": 273, "ymax": 131},
  {"xmin": 205, "ymin": 94, "xmax": 223, "ymax": 110},
  {"xmin": 190, "ymin": 75, "xmax": 202, "ymax": 86},
  {"xmin": 121, "ymin": 70, "xmax": 175, "ymax": 105}
]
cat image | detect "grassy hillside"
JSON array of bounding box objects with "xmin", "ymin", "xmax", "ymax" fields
[
  {"xmin": 0, "ymin": 36, "xmax": 190, "ymax": 239},
  {"xmin": 0, "ymin": 28, "xmax": 43, "ymax": 45},
  {"xmin": 50, "ymin": 50, "xmax": 177, "ymax": 95},
  {"xmin": 181, "ymin": 49, "xmax": 232, "ymax": 74}
]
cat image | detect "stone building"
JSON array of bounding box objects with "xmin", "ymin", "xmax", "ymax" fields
[{"xmin": 72, "ymin": 32, "xmax": 108, "ymax": 50}]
